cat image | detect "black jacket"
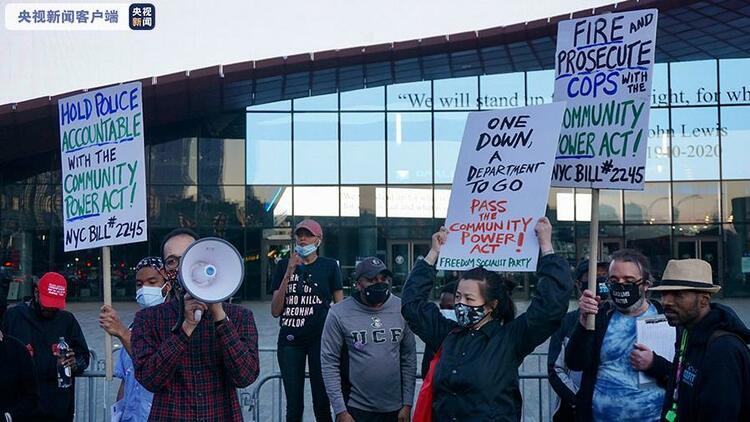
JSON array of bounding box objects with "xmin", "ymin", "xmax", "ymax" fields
[
  {"xmin": 0, "ymin": 334, "xmax": 40, "ymax": 421},
  {"xmin": 659, "ymin": 303, "xmax": 750, "ymax": 422},
  {"xmin": 565, "ymin": 300, "xmax": 671, "ymax": 422},
  {"xmin": 547, "ymin": 309, "xmax": 580, "ymax": 419},
  {"xmin": 1, "ymin": 303, "xmax": 90, "ymax": 422},
  {"xmin": 402, "ymin": 254, "xmax": 572, "ymax": 422}
]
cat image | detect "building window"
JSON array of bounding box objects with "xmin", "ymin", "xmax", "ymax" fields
[
  {"xmin": 723, "ymin": 181, "xmax": 750, "ymax": 223},
  {"xmin": 386, "ymin": 112, "xmax": 432, "ymax": 184},
  {"xmin": 293, "ymin": 113, "xmax": 339, "ymax": 185},
  {"xmin": 673, "ymin": 181, "xmax": 720, "ymax": 224},
  {"xmin": 150, "ymin": 138, "xmax": 197, "ymax": 185},
  {"xmin": 246, "ymin": 186, "xmax": 292, "ymax": 227},
  {"xmin": 434, "ymin": 112, "xmax": 468, "ymax": 183},
  {"xmin": 719, "ymin": 106, "xmax": 750, "ymax": 180},
  {"xmin": 720, "ymin": 58, "xmax": 750, "ymax": 105},
  {"xmin": 341, "ymin": 86, "xmax": 384, "ymax": 111},
  {"xmin": 246, "ymin": 113, "xmax": 292, "ymax": 184},
  {"xmin": 340, "ymin": 113, "xmax": 385, "ymax": 184},
  {"xmin": 294, "ymin": 93, "xmax": 338, "ymax": 111},
  {"xmin": 624, "ymin": 182, "xmax": 671, "ymax": 224},
  {"xmin": 198, "ymin": 138, "xmax": 245, "ymax": 185},
  {"xmin": 670, "ymin": 107, "xmax": 720, "ymax": 181},
  {"xmin": 645, "ymin": 109, "xmax": 671, "ymax": 182},
  {"xmin": 652, "ymin": 63, "xmax": 669, "ymax": 107},
  {"xmin": 387, "ymin": 81, "xmax": 432, "ymax": 111},
  {"xmin": 433, "ymin": 76, "xmax": 478, "ymax": 111},
  {"xmin": 670, "ymin": 60, "xmax": 718, "ymax": 107},
  {"xmin": 479, "ymin": 72, "xmax": 525, "ymax": 110},
  {"xmin": 526, "ymin": 69, "xmax": 554, "ymax": 105}
]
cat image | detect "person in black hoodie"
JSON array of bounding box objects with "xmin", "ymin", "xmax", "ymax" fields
[
  {"xmin": 0, "ymin": 329, "xmax": 39, "ymax": 422},
  {"xmin": 547, "ymin": 260, "xmax": 608, "ymax": 422},
  {"xmin": 402, "ymin": 217, "xmax": 572, "ymax": 421},
  {"xmin": 1, "ymin": 272, "xmax": 90, "ymax": 422},
  {"xmin": 649, "ymin": 259, "xmax": 750, "ymax": 422},
  {"xmin": 420, "ymin": 282, "xmax": 456, "ymax": 379},
  {"xmin": 566, "ymin": 249, "xmax": 672, "ymax": 422}
]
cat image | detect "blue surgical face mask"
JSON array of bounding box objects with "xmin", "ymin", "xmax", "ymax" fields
[
  {"xmin": 295, "ymin": 241, "xmax": 319, "ymax": 257},
  {"xmin": 440, "ymin": 309, "xmax": 458, "ymax": 322},
  {"xmin": 136, "ymin": 285, "xmax": 167, "ymax": 308}
]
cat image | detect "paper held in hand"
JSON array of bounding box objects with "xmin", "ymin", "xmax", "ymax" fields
[
  {"xmin": 437, "ymin": 102, "xmax": 566, "ymax": 272},
  {"xmin": 636, "ymin": 314, "xmax": 676, "ymax": 386}
]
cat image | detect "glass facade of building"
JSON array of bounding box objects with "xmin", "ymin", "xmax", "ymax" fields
[{"xmin": 3, "ymin": 58, "xmax": 750, "ymax": 301}]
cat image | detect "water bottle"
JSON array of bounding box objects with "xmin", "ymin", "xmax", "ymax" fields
[{"xmin": 57, "ymin": 336, "xmax": 72, "ymax": 388}]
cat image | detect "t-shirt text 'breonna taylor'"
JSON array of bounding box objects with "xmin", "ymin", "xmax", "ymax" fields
[{"xmin": 273, "ymin": 256, "xmax": 343, "ymax": 345}]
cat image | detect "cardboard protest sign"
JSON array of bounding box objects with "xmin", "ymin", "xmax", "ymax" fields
[
  {"xmin": 59, "ymin": 82, "xmax": 147, "ymax": 252},
  {"xmin": 437, "ymin": 102, "xmax": 566, "ymax": 272},
  {"xmin": 551, "ymin": 9, "xmax": 658, "ymax": 190}
]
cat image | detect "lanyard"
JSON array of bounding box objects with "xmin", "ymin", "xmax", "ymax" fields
[{"xmin": 665, "ymin": 330, "xmax": 689, "ymax": 422}]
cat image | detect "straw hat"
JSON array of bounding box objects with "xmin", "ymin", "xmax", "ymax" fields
[{"xmin": 650, "ymin": 259, "xmax": 721, "ymax": 293}]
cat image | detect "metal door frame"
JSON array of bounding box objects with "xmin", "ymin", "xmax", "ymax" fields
[
  {"xmin": 674, "ymin": 236, "xmax": 721, "ymax": 258},
  {"xmin": 386, "ymin": 240, "xmax": 431, "ymax": 274},
  {"xmin": 673, "ymin": 236, "xmax": 722, "ymax": 284},
  {"xmin": 577, "ymin": 237, "xmax": 625, "ymax": 262}
]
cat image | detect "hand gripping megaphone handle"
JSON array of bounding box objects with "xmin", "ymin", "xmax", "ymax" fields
[{"xmin": 169, "ymin": 237, "xmax": 244, "ymax": 334}]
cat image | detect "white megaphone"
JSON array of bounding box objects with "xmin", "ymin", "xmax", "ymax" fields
[{"xmin": 178, "ymin": 237, "xmax": 244, "ymax": 322}]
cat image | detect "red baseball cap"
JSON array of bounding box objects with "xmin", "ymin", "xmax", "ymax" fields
[
  {"xmin": 295, "ymin": 219, "xmax": 323, "ymax": 238},
  {"xmin": 38, "ymin": 272, "xmax": 67, "ymax": 309}
]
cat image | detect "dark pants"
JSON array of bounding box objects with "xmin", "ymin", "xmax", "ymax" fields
[
  {"xmin": 348, "ymin": 407, "xmax": 400, "ymax": 422},
  {"xmin": 277, "ymin": 339, "xmax": 332, "ymax": 422},
  {"xmin": 552, "ymin": 402, "xmax": 576, "ymax": 422}
]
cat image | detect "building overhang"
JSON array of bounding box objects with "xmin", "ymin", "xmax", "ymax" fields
[{"xmin": 2, "ymin": 0, "xmax": 749, "ymax": 176}]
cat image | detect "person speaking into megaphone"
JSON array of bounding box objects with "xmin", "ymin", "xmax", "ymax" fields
[
  {"xmin": 131, "ymin": 228, "xmax": 260, "ymax": 422},
  {"xmin": 271, "ymin": 219, "xmax": 344, "ymax": 422}
]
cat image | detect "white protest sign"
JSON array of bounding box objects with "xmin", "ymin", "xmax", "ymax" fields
[
  {"xmin": 551, "ymin": 9, "xmax": 658, "ymax": 190},
  {"xmin": 437, "ymin": 102, "xmax": 566, "ymax": 272},
  {"xmin": 59, "ymin": 81, "xmax": 148, "ymax": 252}
]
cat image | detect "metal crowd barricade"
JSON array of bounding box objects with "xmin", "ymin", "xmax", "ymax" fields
[
  {"xmin": 75, "ymin": 348, "xmax": 556, "ymax": 421},
  {"xmin": 248, "ymin": 349, "xmax": 555, "ymax": 422}
]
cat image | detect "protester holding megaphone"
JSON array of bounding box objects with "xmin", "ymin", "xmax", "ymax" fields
[
  {"xmin": 272, "ymin": 219, "xmax": 344, "ymax": 422},
  {"xmin": 402, "ymin": 217, "xmax": 572, "ymax": 421},
  {"xmin": 131, "ymin": 228, "xmax": 260, "ymax": 422}
]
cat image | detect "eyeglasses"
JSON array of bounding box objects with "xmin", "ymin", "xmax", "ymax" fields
[
  {"xmin": 605, "ymin": 278, "xmax": 645, "ymax": 289},
  {"xmin": 164, "ymin": 255, "xmax": 181, "ymax": 271}
]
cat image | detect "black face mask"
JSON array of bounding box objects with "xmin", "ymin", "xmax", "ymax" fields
[
  {"xmin": 32, "ymin": 298, "xmax": 58, "ymax": 320},
  {"xmin": 454, "ymin": 302, "xmax": 486, "ymax": 328},
  {"xmin": 362, "ymin": 282, "xmax": 390, "ymax": 306},
  {"xmin": 609, "ymin": 282, "xmax": 644, "ymax": 313}
]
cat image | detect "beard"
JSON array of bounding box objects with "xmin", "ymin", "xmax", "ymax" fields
[{"xmin": 664, "ymin": 297, "xmax": 701, "ymax": 327}]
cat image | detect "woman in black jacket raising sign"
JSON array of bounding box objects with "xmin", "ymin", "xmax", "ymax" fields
[{"xmin": 402, "ymin": 217, "xmax": 572, "ymax": 421}]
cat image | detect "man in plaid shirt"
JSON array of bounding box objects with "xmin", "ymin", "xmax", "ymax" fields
[{"xmin": 132, "ymin": 228, "xmax": 260, "ymax": 421}]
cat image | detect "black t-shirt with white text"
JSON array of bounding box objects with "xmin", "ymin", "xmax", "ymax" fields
[{"xmin": 273, "ymin": 256, "xmax": 343, "ymax": 345}]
